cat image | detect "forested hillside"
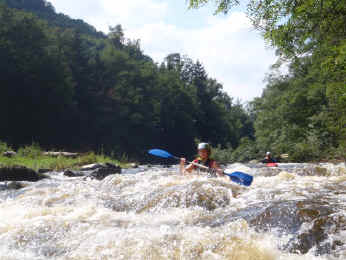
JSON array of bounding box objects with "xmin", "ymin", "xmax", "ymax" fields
[
  {"xmin": 2, "ymin": 0, "xmax": 344, "ymax": 162},
  {"xmin": 0, "ymin": 0, "xmax": 105, "ymax": 37},
  {"xmin": 189, "ymin": 0, "xmax": 346, "ymax": 162},
  {"xmin": 0, "ymin": 1, "xmax": 253, "ymax": 160}
]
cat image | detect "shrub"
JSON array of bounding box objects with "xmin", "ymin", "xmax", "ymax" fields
[
  {"xmin": 290, "ymin": 142, "xmax": 321, "ymax": 162},
  {"xmin": 0, "ymin": 140, "xmax": 10, "ymax": 153},
  {"xmin": 211, "ymin": 144, "xmax": 233, "ymax": 164},
  {"xmin": 17, "ymin": 143, "xmax": 42, "ymax": 158},
  {"xmin": 331, "ymin": 143, "xmax": 346, "ymax": 161},
  {"xmin": 231, "ymin": 138, "xmax": 259, "ymax": 162},
  {"xmin": 79, "ymin": 152, "xmax": 98, "ymax": 165}
]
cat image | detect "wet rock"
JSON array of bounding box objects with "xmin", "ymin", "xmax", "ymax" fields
[
  {"xmin": 0, "ymin": 182, "xmax": 22, "ymax": 191},
  {"xmin": 63, "ymin": 170, "xmax": 85, "ymax": 177},
  {"xmin": 3, "ymin": 151, "xmax": 16, "ymax": 157},
  {"xmin": 0, "ymin": 183, "xmax": 6, "ymax": 191},
  {"xmin": 247, "ymin": 200, "xmax": 332, "ymax": 231},
  {"xmin": 240, "ymin": 200, "xmax": 345, "ymax": 256},
  {"xmin": 7, "ymin": 181, "xmax": 24, "ymax": 190},
  {"xmin": 287, "ymin": 215, "xmax": 346, "ymax": 255},
  {"xmin": 0, "ymin": 166, "xmax": 45, "ymax": 182},
  {"xmin": 64, "ymin": 163, "xmax": 121, "ymax": 180},
  {"xmin": 288, "ymin": 218, "xmax": 328, "ymax": 254},
  {"xmin": 38, "ymin": 168, "xmax": 51, "ymax": 174},
  {"xmin": 88, "ymin": 163, "xmax": 121, "ymax": 180}
]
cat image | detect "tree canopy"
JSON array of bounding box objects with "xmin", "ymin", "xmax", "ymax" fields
[
  {"xmin": 0, "ymin": 0, "xmax": 344, "ymax": 162},
  {"xmin": 0, "ymin": 1, "xmax": 254, "ymax": 161},
  {"xmin": 188, "ymin": 0, "xmax": 346, "ymax": 161}
]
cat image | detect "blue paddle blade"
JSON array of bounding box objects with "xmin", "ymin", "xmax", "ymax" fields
[
  {"xmin": 148, "ymin": 149, "xmax": 174, "ymax": 159},
  {"xmin": 224, "ymin": 171, "xmax": 253, "ymax": 186}
]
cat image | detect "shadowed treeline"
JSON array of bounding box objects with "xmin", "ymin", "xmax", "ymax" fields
[
  {"xmin": 0, "ymin": 1, "xmax": 253, "ymax": 161},
  {"xmin": 1, "ymin": 0, "xmax": 345, "ymax": 162}
]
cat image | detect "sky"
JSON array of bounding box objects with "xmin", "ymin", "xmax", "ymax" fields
[{"xmin": 48, "ymin": 0, "xmax": 277, "ymax": 102}]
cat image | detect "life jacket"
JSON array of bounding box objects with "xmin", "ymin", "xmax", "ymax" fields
[
  {"xmin": 192, "ymin": 157, "xmax": 215, "ymax": 170},
  {"xmin": 262, "ymin": 158, "xmax": 276, "ymax": 163}
]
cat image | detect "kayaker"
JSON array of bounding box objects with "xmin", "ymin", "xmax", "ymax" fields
[
  {"xmin": 262, "ymin": 151, "xmax": 276, "ymax": 163},
  {"xmin": 180, "ymin": 142, "xmax": 223, "ymax": 176}
]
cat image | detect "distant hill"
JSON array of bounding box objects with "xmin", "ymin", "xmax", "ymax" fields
[
  {"xmin": 1, "ymin": 0, "xmax": 105, "ymax": 38},
  {"xmin": 0, "ymin": 0, "xmax": 256, "ymax": 161}
]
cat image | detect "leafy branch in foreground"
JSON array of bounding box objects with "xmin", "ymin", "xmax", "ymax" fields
[{"xmin": 188, "ymin": 0, "xmax": 241, "ymax": 14}]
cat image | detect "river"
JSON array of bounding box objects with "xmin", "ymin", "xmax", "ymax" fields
[{"xmin": 0, "ymin": 162, "xmax": 346, "ymax": 259}]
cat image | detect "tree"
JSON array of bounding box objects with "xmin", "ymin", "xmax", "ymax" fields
[
  {"xmin": 188, "ymin": 0, "xmax": 241, "ymax": 14},
  {"xmin": 0, "ymin": 1, "xmax": 259, "ymax": 161},
  {"xmin": 189, "ymin": 0, "xmax": 345, "ymax": 160},
  {"xmin": 0, "ymin": 5, "xmax": 75, "ymax": 146},
  {"xmin": 188, "ymin": 0, "xmax": 345, "ymax": 56},
  {"xmin": 108, "ymin": 24, "xmax": 125, "ymax": 49}
]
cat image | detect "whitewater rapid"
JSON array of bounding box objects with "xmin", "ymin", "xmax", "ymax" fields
[{"xmin": 0, "ymin": 163, "xmax": 346, "ymax": 259}]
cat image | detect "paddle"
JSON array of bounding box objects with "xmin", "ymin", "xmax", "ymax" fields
[{"xmin": 148, "ymin": 149, "xmax": 253, "ymax": 186}]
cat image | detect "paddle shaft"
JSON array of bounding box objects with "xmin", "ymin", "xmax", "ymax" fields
[
  {"xmin": 186, "ymin": 160, "xmax": 210, "ymax": 170},
  {"xmin": 170, "ymin": 155, "xmax": 208, "ymax": 170},
  {"xmin": 179, "ymin": 157, "xmax": 226, "ymax": 175}
]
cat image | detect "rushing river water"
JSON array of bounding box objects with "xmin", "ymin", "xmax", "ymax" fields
[{"xmin": 1, "ymin": 162, "xmax": 346, "ymax": 260}]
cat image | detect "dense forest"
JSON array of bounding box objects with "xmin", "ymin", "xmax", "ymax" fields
[
  {"xmin": 0, "ymin": 0, "xmax": 105, "ymax": 37},
  {"xmin": 0, "ymin": 0, "xmax": 344, "ymax": 162},
  {"xmin": 189, "ymin": 0, "xmax": 346, "ymax": 162},
  {"xmin": 0, "ymin": 0, "xmax": 253, "ymax": 161}
]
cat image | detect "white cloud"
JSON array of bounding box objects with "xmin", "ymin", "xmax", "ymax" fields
[
  {"xmin": 100, "ymin": 0, "xmax": 168, "ymax": 24},
  {"xmin": 50, "ymin": 0, "xmax": 168, "ymax": 32},
  {"xmin": 127, "ymin": 12, "xmax": 276, "ymax": 101},
  {"xmin": 49, "ymin": 0, "xmax": 277, "ymax": 101}
]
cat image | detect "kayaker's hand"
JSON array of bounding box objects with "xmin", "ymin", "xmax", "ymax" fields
[{"xmin": 180, "ymin": 158, "xmax": 186, "ymax": 174}]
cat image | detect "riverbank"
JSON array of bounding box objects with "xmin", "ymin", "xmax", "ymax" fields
[{"xmin": 0, "ymin": 142, "xmax": 132, "ymax": 172}]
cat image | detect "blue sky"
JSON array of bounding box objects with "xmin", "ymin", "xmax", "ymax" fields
[{"xmin": 49, "ymin": 0, "xmax": 277, "ymax": 102}]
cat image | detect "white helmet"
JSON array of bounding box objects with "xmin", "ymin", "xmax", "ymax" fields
[
  {"xmin": 198, "ymin": 143, "xmax": 210, "ymax": 151},
  {"xmin": 266, "ymin": 151, "xmax": 271, "ymax": 155}
]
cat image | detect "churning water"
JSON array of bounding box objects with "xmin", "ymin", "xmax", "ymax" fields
[{"xmin": 1, "ymin": 163, "xmax": 346, "ymax": 259}]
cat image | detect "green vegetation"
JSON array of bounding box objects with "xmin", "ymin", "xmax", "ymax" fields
[
  {"xmin": 0, "ymin": 140, "xmax": 10, "ymax": 154},
  {"xmin": 0, "ymin": 0, "xmax": 344, "ymax": 163},
  {"xmin": 188, "ymin": 0, "xmax": 346, "ymax": 162},
  {"xmin": 0, "ymin": 142, "xmax": 127, "ymax": 171},
  {"xmin": 1, "ymin": 0, "xmax": 105, "ymax": 37},
  {"xmin": 0, "ymin": 1, "xmax": 253, "ymax": 161}
]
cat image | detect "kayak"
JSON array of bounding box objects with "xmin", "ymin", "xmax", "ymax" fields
[{"xmin": 266, "ymin": 162, "xmax": 278, "ymax": 167}]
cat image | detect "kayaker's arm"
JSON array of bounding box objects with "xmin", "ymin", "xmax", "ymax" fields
[
  {"xmin": 210, "ymin": 161, "xmax": 225, "ymax": 177},
  {"xmin": 180, "ymin": 158, "xmax": 194, "ymax": 174},
  {"xmin": 181, "ymin": 158, "xmax": 224, "ymax": 176}
]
